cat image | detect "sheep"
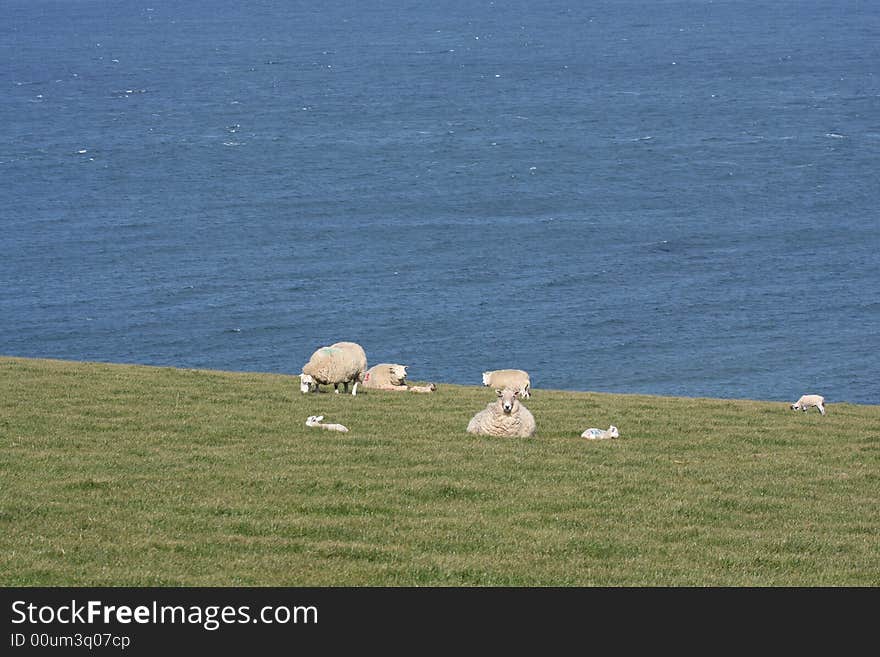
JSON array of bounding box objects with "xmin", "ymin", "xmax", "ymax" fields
[
  {"xmin": 466, "ymin": 388, "xmax": 536, "ymax": 437},
  {"xmin": 362, "ymin": 363, "xmax": 409, "ymax": 391},
  {"xmin": 361, "ymin": 364, "xmax": 436, "ymax": 393},
  {"xmin": 300, "ymin": 341, "xmax": 367, "ymax": 396},
  {"xmin": 790, "ymin": 394, "xmax": 826, "ymax": 416},
  {"xmin": 581, "ymin": 425, "xmax": 619, "ymax": 440},
  {"xmin": 305, "ymin": 415, "xmax": 349, "ymax": 433},
  {"xmin": 482, "ymin": 369, "xmax": 531, "ymax": 398}
]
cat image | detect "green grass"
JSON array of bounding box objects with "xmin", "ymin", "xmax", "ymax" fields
[{"xmin": 1, "ymin": 356, "xmax": 878, "ymax": 586}]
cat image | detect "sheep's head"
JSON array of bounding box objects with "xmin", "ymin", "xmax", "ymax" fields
[
  {"xmin": 300, "ymin": 373, "xmax": 314, "ymax": 393},
  {"xmin": 306, "ymin": 415, "xmax": 323, "ymax": 426},
  {"xmin": 608, "ymin": 425, "xmax": 619, "ymax": 438},
  {"xmin": 789, "ymin": 403, "xmax": 800, "ymax": 411},
  {"xmin": 496, "ymin": 388, "xmax": 520, "ymax": 414},
  {"xmin": 389, "ymin": 364, "xmax": 408, "ymax": 385}
]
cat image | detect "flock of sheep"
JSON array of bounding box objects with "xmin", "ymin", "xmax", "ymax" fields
[{"xmin": 298, "ymin": 341, "xmax": 827, "ymax": 438}]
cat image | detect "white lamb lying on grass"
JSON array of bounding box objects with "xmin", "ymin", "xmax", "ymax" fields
[
  {"xmin": 407, "ymin": 383, "xmax": 437, "ymax": 393},
  {"xmin": 466, "ymin": 388, "xmax": 536, "ymax": 438},
  {"xmin": 305, "ymin": 415, "xmax": 349, "ymax": 433},
  {"xmin": 790, "ymin": 394, "xmax": 826, "ymax": 416},
  {"xmin": 581, "ymin": 425, "xmax": 619, "ymax": 440}
]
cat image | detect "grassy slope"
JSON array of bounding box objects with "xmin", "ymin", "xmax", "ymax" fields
[{"xmin": 1, "ymin": 356, "xmax": 877, "ymax": 586}]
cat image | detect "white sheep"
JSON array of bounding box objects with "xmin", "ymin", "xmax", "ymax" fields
[
  {"xmin": 581, "ymin": 425, "xmax": 619, "ymax": 440},
  {"xmin": 407, "ymin": 383, "xmax": 437, "ymax": 393},
  {"xmin": 305, "ymin": 415, "xmax": 349, "ymax": 432},
  {"xmin": 466, "ymin": 388, "xmax": 536, "ymax": 437},
  {"xmin": 482, "ymin": 369, "xmax": 531, "ymax": 398},
  {"xmin": 790, "ymin": 394, "xmax": 826, "ymax": 416},
  {"xmin": 300, "ymin": 341, "xmax": 367, "ymax": 395},
  {"xmin": 362, "ymin": 363, "xmax": 409, "ymax": 391}
]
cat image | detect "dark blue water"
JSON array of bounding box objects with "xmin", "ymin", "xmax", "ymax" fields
[{"xmin": 2, "ymin": 0, "xmax": 878, "ymax": 403}]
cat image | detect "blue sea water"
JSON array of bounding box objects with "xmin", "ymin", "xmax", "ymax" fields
[{"xmin": 2, "ymin": 0, "xmax": 878, "ymax": 403}]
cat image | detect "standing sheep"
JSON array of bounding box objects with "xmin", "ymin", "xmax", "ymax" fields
[
  {"xmin": 300, "ymin": 341, "xmax": 367, "ymax": 396},
  {"xmin": 581, "ymin": 425, "xmax": 619, "ymax": 440},
  {"xmin": 467, "ymin": 388, "xmax": 536, "ymax": 438},
  {"xmin": 362, "ymin": 363, "xmax": 409, "ymax": 391},
  {"xmin": 790, "ymin": 394, "xmax": 826, "ymax": 416},
  {"xmin": 482, "ymin": 369, "xmax": 531, "ymax": 398}
]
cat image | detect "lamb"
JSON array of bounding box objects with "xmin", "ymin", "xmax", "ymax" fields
[
  {"xmin": 305, "ymin": 415, "xmax": 349, "ymax": 433},
  {"xmin": 466, "ymin": 388, "xmax": 536, "ymax": 438},
  {"xmin": 790, "ymin": 394, "xmax": 826, "ymax": 416},
  {"xmin": 362, "ymin": 363, "xmax": 409, "ymax": 391},
  {"xmin": 300, "ymin": 341, "xmax": 367, "ymax": 395},
  {"xmin": 482, "ymin": 369, "xmax": 531, "ymax": 398},
  {"xmin": 581, "ymin": 425, "xmax": 619, "ymax": 440},
  {"xmin": 407, "ymin": 383, "xmax": 437, "ymax": 393}
]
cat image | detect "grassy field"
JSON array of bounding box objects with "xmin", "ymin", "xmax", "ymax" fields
[{"xmin": 1, "ymin": 355, "xmax": 878, "ymax": 586}]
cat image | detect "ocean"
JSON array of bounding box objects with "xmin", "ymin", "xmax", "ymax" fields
[{"xmin": 2, "ymin": 0, "xmax": 878, "ymax": 403}]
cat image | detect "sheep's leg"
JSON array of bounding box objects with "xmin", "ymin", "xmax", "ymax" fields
[
  {"xmin": 351, "ymin": 381, "xmax": 358, "ymax": 396},
  {"xmin": 333, "ymin": 383, "xmax": 340, "ymax": 394},
  {"xmin": 818, "ymin": 403, "xmax": 826, "ymax": 415}
]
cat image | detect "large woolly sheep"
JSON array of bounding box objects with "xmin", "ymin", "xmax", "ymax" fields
[
  {"xmin": 362, "ymin": 363, "xmax": 409, "ymax": 391},
  {"xmin": 581, "ymin": 425, "xmax": 619, "ymax": 440},
  {"xmin": 790, "ymin": 394, "xmax": 826, "ymax": 416},
  {"xmin": 466, "ymin": 388, "xmax": 536, "ymax": 438},
  {"xmin": 300, "ymin": 341, "xmax": 367, "ymax": 396},
  {"xmin": 482, "ymin": 369, "xmax": 531, "ymax": 398}
]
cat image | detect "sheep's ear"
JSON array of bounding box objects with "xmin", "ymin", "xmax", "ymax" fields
[
  {"xmin": 495, "ymin": 389, "xmax": 502, "ymax": 397},
  {"xmin": 513, "ymin": 389, "xmax": 520, "ymax": 398},
  {"xmin": 315, "ymin": 415, "xmax": 324, "ymax": 422}
]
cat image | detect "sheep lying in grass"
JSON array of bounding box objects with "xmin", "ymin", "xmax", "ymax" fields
[
  {"xmin": 407, "ymin": 383, "xmax": 437, "ymax": 393},
  {"xmin": 581, "ymin": 425, "xmax": 619, "ymax": 440},
  {"xmin": 362, "ymin": 363, "xmax": 409, "ymax": 391},
  {"xmin": 467, "ymin": 388, "xmax": 536, "ymax": 437},
  {"xmin": 790, "ymin": 394, "xmax": 826, "ymax": 416},
  {"xmin": 482, "ymin": 369, "xmax": 531, "ymax": 398},
  {"xmin": 300, "ymin": 341, "xmax": 367, "ymax": 395},
  {"xmin": 305, "ymin": 415, "xmax": 349, "ymax": 432},
  {"xmin": 361, "ymin": 364, "xmax": 437, "ymax": 393}
]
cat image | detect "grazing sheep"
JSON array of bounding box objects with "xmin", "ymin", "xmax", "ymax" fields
[
  {"xmin": 467, "ymin": 388, "xmax": 536, "ymax": 437},
  {"xmin": 790, "ymin": 394, "xmax": 826, "ymax": 416},
  {"xmin": 362, "ymin": 363, "xmax": 409, "ymax": 391},
  {"xmin": 581, "ymin": 425, "xmax": 619, "ymax": 440},
  {"xmin": 407, "ymin": 383, "xmax": 437, "ymax": 393},
  {"xmin": 305, "ymin": 415, "xmax": 349, "ymax": 433},
  {"xmin": 300, "ymin": 341, "xmax": 368, "ymax": 395},
  {"xmin": 482, "ymin": 369, "xmax": 531, "ymax": 398}
]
